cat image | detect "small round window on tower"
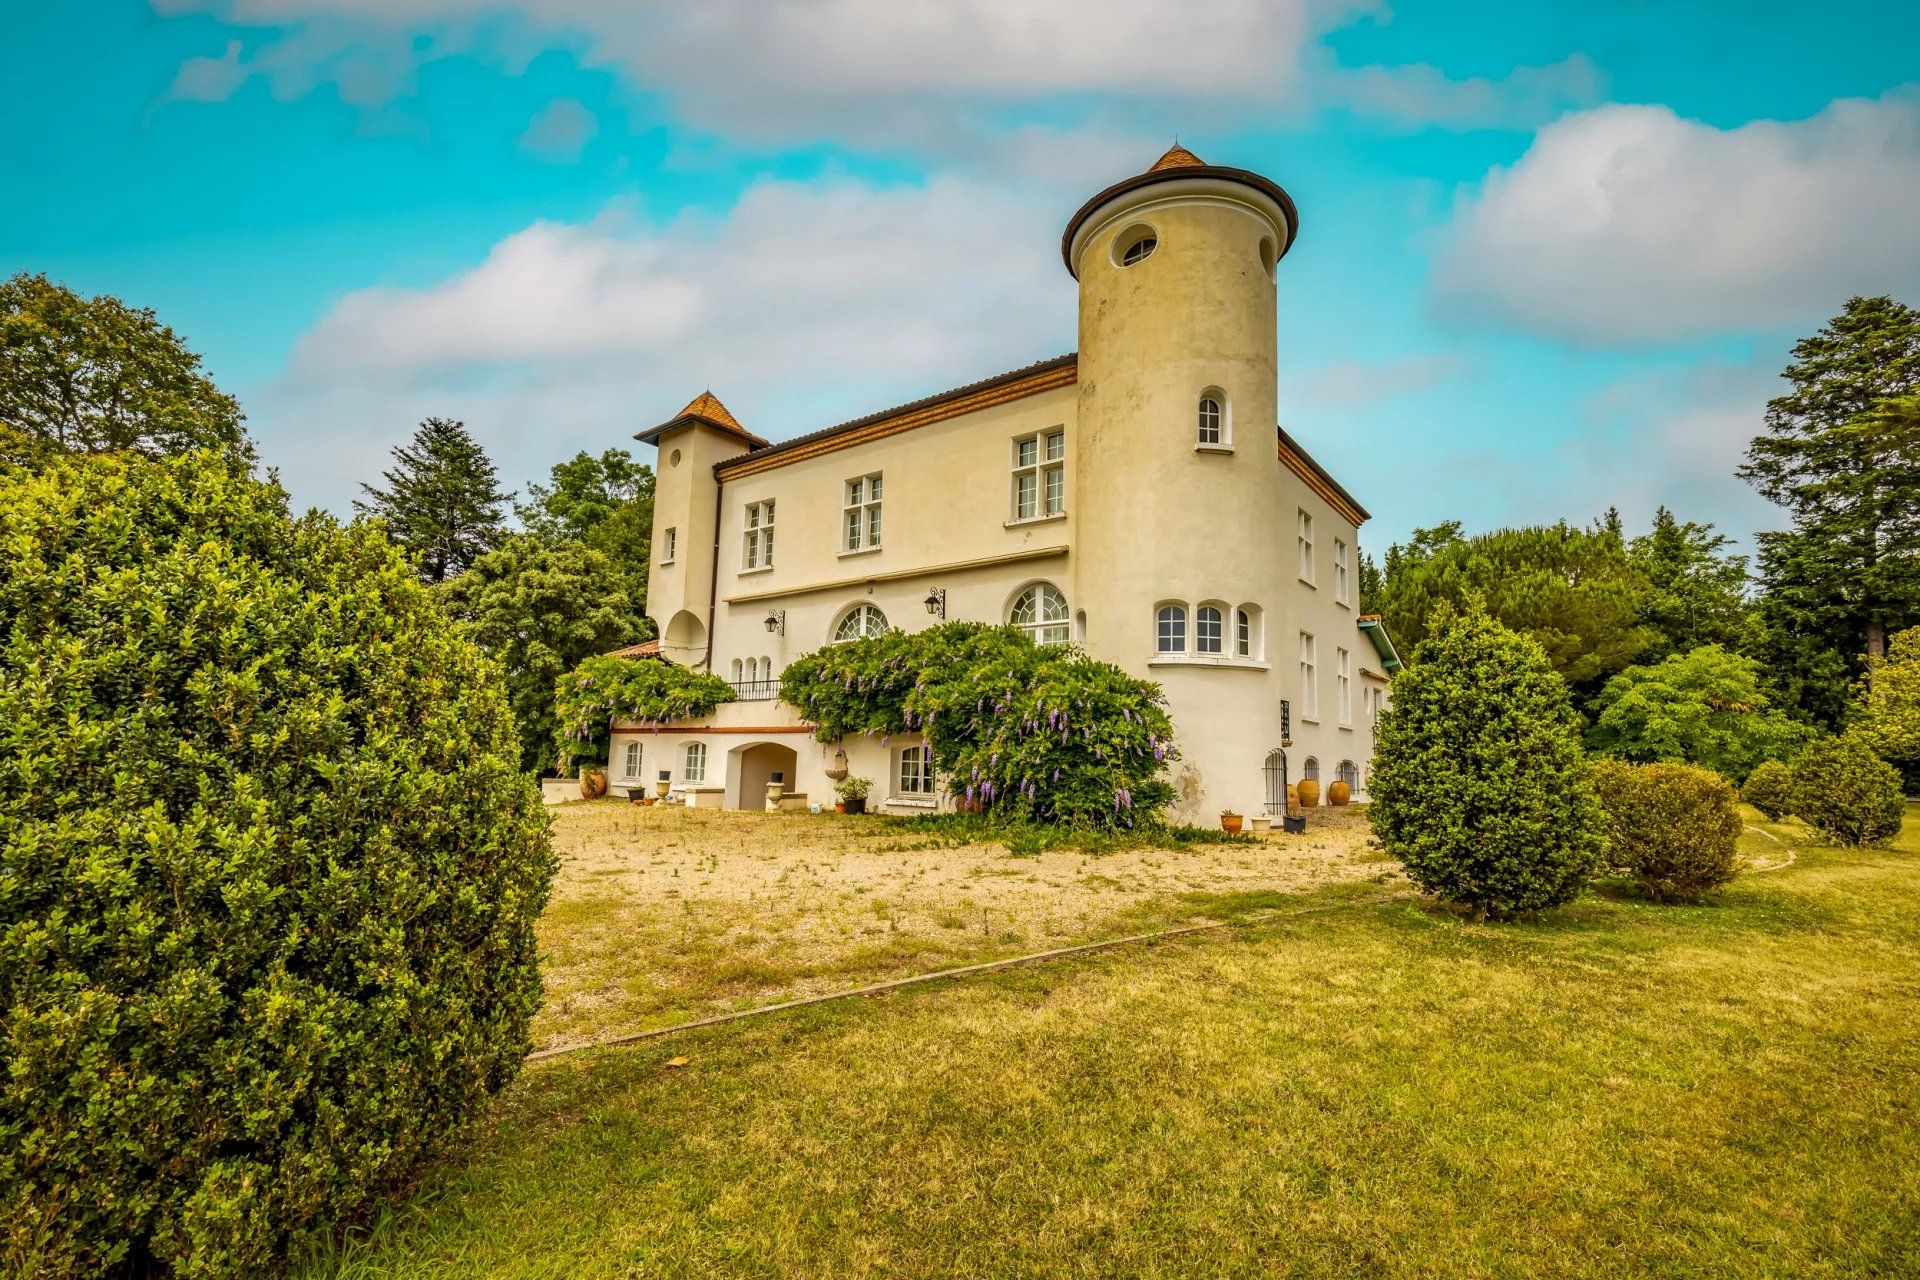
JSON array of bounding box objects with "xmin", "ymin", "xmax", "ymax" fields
[{"xmin": 1113, "ymin": 225, "xmax": 1158, "ymax": 267}]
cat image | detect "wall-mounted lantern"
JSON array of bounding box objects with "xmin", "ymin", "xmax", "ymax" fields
[
  {"xmin": 763, "ymin": 609, "xmax": 785, "ymax": 635},
  {"xmin": 923, "ymin": 587, "xmax": 946, "ymax": 618}
]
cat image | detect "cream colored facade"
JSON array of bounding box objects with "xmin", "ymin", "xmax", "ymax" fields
[{"xmin": 611, "ymin": 147, "xmax": 1397, "ymax": 823}]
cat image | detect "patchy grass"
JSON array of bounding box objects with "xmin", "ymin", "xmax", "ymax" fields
[
  {"xmin": 530, "ymin": 801, "xmax": 1390, "ymax": 1053},
  {"xmin": 299, "ymin": 807, "xmax": 1919, "ymax": 1279}
]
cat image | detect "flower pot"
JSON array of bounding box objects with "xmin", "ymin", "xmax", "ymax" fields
[
  {"xmin": 1282, "ymin": 814, "xmax": 1306, "ymax": 835},
  {"xmin": 1220, "ymin": 813, "xmax": 1244, "ymax": 834},
  {"xmin": 844, "ymin": 796, "xmax": 867, "ymax": 816},
  {"xmin": 1249, "ymin": 815, "xmax": 1271, "ymax": 834},
  {"xmin": 834, "ymin": 802, "xmax": 847, "ymax": 814},
  {"xmin": 1327, "ymin": 780, "xmax": 1351, "ymax": 807},
  {"xmin": 1296, "ymin": 778, "xmax": 1320, "ymax": 809},
  {"xmin": 579, "ymin": 766, "xmax": 608, "ymax": 800}
]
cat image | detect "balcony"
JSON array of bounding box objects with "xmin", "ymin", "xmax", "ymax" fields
[{"xmin": 729, "ymin": 678, "xmax": 778, "ymax": 702}]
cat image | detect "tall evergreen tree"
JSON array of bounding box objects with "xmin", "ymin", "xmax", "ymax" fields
[
  {"xmin": 1740, "ymin": 298, "xmax": 1920, "ymax": 726},
  {"xmin": 1627, "ymin": 507, "xmax": 1753, "ymax": 662},
  {"xmin": 355, "ymin": 417, "xmax": 511, "ymax": 582},
  {"xmin": 0, "ymin": 271, "xmax": 251, "ymax": 464}
]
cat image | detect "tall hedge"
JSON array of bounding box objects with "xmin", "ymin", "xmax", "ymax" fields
[
  {"xmin": 0, "ymin": 451, "xmax": 555, "ymax": 1277},
  {"xmin": 778, "ymin": 622, "xmax": 1177, "ymax": 825},
  {"xmin": 1368, "ymin": 607, "xmax": 1604, "ymax": 918}
]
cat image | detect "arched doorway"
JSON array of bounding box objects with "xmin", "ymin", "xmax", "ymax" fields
[
  {"xmin": 727, "ymin": 740, "xmax": 799, "ymax": 810},
  {"xmin": 1262, "ymin": 749, "xmax": 1288, "ymax": 816}
]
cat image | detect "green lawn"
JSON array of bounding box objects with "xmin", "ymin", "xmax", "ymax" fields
[{"xmin": 301, "ymin": 809, "xmax": 1919, "ymax": 1279}]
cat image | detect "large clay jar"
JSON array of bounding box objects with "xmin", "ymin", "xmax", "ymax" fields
[
  {"xmin": 1328, "ymin": 780, "xmax": 1351, "ymax": 807},
  {"xmin": 579, "ymin": 766, "xmax": 608, "ymax": 800},
  {"xmin": 1296, "ymin": 778, "xmax": 1320, "ymax": 809}
]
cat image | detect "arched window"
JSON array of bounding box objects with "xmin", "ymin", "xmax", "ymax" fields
[
  {"xmin": 1197, "ymin": 395, "xmax": 1223, "ymax": 446},
  {"xmin": 1235, "ymin": 605, "xmax": 1262, "ymax": 659},
  {"xmin": 730, "ymin": 658, "xmax": 744, "ymax": 682},
  {"xmin": 833, "ymin": 603, "xmax": 889, "ymax": 643},
  {"xmin": 1196, "ymin": 605, "xmax": 1223, "ymax": 654},
  {"xmin": 1302, "ymin": 756, "xmax": 1320, "ymax": 782},
  {"xmin": 1156, "ymin": 605, "xmax": 1187, "ymax": 654},
  {"xmin": 1337, "ymin": 760, "xmax": 1360, "ymax": 789},
  {"xmin": 683, "ymin": 742, "xmax": 707, "ymax": 783},
  {"xmin": 1010, "ymin": 584, "xmax": 1070, "ymax": 645}
]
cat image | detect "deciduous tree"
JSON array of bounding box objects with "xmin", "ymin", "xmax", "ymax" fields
[{"xmin": 1586, "ymin": 645, "xmax": 1808, "ymax": 780}]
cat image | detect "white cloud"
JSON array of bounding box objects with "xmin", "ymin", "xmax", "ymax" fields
[
  {"xmin": 1284, "ymin": 354, "xmax": 1466, "ymax": 410},
  {"xmin": 1330, "ymin": 55, "xmax": 1603, "ymax": 131},
  {"xmin": 267, "ymin": 173, "xmax": 1079, "ymax": 511},
  {"xmin": 518, "ymin": 97, "xmax": 597, "ymax": 161},
  {"xmin": 1434, "ymin": 91, "xmax": 1920, "ymax": 343}
]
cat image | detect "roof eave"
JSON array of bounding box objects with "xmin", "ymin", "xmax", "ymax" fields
[{"xmin": 1356, "ymin": 615, "xmax": 1403, "ymax": 673}]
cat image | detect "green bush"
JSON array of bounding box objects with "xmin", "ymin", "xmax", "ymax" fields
[
  {"xmin": 1789, "ymin": 733, "xmax": 1906, "ymax": 847},
  {"xmin": 1590, "ymin": 760, "xmax": 1743, "ymax": 901},
  {"xmin": 1741, "ymin": 758, "xmax": 1794, "ymax": 820},
  {"xmin": 1368, "ymin": 607, "xmax": 1604, "ymax": 919},
  {"xmin": 552, "ymin": 653, "xmax": 735, "ymax": 771},
  {"xmin": 0, "ymin": 451, "xmax": 555, "ymax": 1277},
  {"xmin": 779, "ymin": 622, "xmax": 1176, "ymax": 827}
]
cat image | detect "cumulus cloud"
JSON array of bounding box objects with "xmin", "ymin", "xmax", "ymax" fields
[
  {"xmin": 1433, "ymin": 91, "xmax": 1920, "ymax": 343},
  {"xmin": 518, "ymin": 97, "xmax": 597, "ymax": 161},
  {"xmin": 268, "ymin": 173, "xmax": 1080, "ymax": 510}
]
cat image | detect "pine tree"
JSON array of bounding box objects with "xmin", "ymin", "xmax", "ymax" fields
[
  {"xmin": 1628, "ymin": 507, "xmax": 1752, "ymax": 661},
  {"xmin": 355, "ymin": 417, "xmax": 511, "ymax": 582},
  {"xmin": 1741, "ymin": 298, "xmax": 1920, "ymax": 688}
]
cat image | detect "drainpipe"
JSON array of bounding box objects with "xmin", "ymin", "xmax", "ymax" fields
[{"xmin": 702, "ymin": 478, "xmax": 723, "ymax": 672}]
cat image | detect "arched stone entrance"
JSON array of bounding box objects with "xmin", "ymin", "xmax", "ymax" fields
[{"xmin": 727, "ymin": 740, "xmax": 799, "ymax": 810}]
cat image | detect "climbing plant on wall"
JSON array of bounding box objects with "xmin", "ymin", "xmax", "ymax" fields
[{"xmin": 553, "ymin": 654, "xmax": 736, "ymax": 770}]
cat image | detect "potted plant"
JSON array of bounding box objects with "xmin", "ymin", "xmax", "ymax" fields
[
  {"xmin": 1219, "ymin": 809, "xmax": 1244, "ymax": 835},
  {"xmin": 1249, "ymin": 813, "xmax": 1271, "ymax": 834},
  {"xmin": 835, "ymin": 775, "xmax": 872, "ymax": 815}
]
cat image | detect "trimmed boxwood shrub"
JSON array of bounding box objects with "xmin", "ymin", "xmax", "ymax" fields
[
  {"xmin": 0, "ymin": 451, "xmax": 555, "ymax": 1277},
  {"xmin": 1368, "ymin": 607, "xmax": 1603, "ymax": 919},
  {"xmin": 1590, "ymin": 760, "xmax": 1743, "ymax": 901},
  {"xmin": 778, "ymin": 622, "xmax": 1177, "ymax": 826},
  {"xmin": 1789, "ymin": 732, "xmax": 1906, "ymax": 847},
  {"xmin": 1741, "ymin": 758, "xmax": 1794, "ymax": 820}
]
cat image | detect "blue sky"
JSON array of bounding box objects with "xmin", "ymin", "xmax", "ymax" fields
[{"xmin": 5, "ymin": 2, "xmax": 1919, "ymax": 556}]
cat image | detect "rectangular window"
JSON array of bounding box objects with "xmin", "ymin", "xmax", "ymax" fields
[
  {"xmin": 661, "ymin": 527, "xmax": 676, "ymax": 564},
  {"xmin": 843, "ymin": 474, "xmax": 883, "ymax": 552},
  {"xmin": 1299, "ymin": 631, "xmax": 1318, "ymax": 720},
  {"xmin": 896, "ymin": 745, "xmax": 934, "ymax": 796},
  {"xmin": 1236, "ymin": 609, "xmax": 1252, "ymax": 657},
  {"xmin": 1334, "ymin": 539, "xmax": 1349, "ymax": 605},
  {"xmin": 1196, "ymin": 606, "xmax": 1223, "ymax": 654},
  {"xmin": 1013, "ymin": 430, "xmax": 1065, "ymax": 520},
  {"xmin": 1337, "ymin": 647, "xmax": 1352, "ymax": 725},
  {"xmin": 1298, "ymin": 510, "xmax": 1315, "ymax": 584},
  {"xmin": 622, "ymin": 741, "xmax": 642, "ymax": 780},
  {"xmin": 742, "ymin": 500, "xmax": 775, "ymax": 570},
  {"xmin": 683, "ymin": 742, "xmax": 707, "ymax": 784}
]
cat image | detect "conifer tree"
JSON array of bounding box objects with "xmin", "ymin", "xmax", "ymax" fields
[
  {"xmin": 355, "ymin": 417, "xmax": 511, "ymax": 582},
  {"xmin": 1628, "ymin": 507, "xmax": 1752, "ymax": 661}
]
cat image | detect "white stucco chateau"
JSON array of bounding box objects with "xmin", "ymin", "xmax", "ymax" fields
[{"xmin": 609, "ymin": 145, "xmax": 1399, "ymax": 823}]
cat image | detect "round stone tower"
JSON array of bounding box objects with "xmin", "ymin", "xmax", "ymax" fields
[{"xmin": 1064, "ymin": 145, "xmax": 1301, "ymax": 819}]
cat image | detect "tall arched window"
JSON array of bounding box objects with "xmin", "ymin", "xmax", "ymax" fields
[
  {"xmin": 1196, "ymin": 605, "xmax": 1224, "ymax": 654},
  {"xmin": 1156, "ymin": 605, "xmax": 1187, "ymax": 654},
  {"xmin": 1336, "ymin": 760, "xmax": 1360, "ymax": 790},
  {"xmin": 833, "ymin": 603, "xmax": 889, "ymax": 643},
  {"xmin": 1010, "ymin": 584, "xmax": 1070, "ymax": 645},
  {"xmin": 730, "ymin": 658, "xmax": 744, "ymax": 682},
  {"xmin": 1302, "ymin": 756, "xmax": 1320, "ymax": 782},
  {"xmin": 1197, "ymin": 395, "xmax": 1223, "ymax": 446}
]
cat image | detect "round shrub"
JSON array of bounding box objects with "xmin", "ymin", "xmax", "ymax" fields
[
  {"xmin": 1741, "ymin": 758, "xmax": 1793, "ymax": 820},
  {"xmin": 1789, "ymin": 733, "xmax": 1906, "ymax": 847},
  {"xmin": 1590, "ymin": 760, "xmax": 1743, "ymax": 901},
  {"xmin": 0, "ymin": 452, "xmax": 555, "ymax": 1278},
  {"xmin": 1368, "ymin": 608, "xmax": 1604, "ymax": 919}
]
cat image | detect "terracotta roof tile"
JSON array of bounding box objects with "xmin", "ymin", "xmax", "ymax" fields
[
  {"xmin": 676, "ymin": 391, "xmax": 744, "ymax": 432},
  {"xmin": 1148, "ymin": 143, "xmax": 1206, "ymax": 172},
  {"xmin": 605, "ymin": 640, "xmax": 664, "ymax": 660}
]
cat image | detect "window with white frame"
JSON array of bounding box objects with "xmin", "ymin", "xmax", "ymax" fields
[
  {"xmin": 832, "ymin": 603, "xmax": 889, "ymax": 643},
  {"xmin": 1337, "ymin": 646, "xmax": 1352, "ymax": 725},
  {"xmin": 742, "ymin": 500, "xmax": 775, "ymax": 569},
  {"xmin": 1334, "ymin": 539, "xmax": 1350, "ymax": 605},
  {"xmin": 1299, "ymin": 631, "xmax": 1318, "ymax": 720},
  {"xmin": 622, "ymin": 741, "xmax": 642, "ymax": 780},
  {"xmin": 1366, "ymin": 685, "xmax": 1385, "ymax": 724},
  {"xmin": 1297, "ymin": 510, "xmax": 1315, "ymax": 584},
  {"xmin": 895, "ymin": 745, "xmax": 934, "ymax": 796},
  {"xmin": 1302, "ymin": 756, "xmax": 1320, "ymax": 782},
  {"xmin": 843, "ymin": 474, "xmax": 883, "ymax": 552},
  {"xmin": 1236, "ymin": 606, "xmax": 1259, "ymax": 658},
  {"xmin": 1012, "ymin": 430, "xmax": 1066, "ymax": 521},
  {"xmin": 1337, "ymin": 760, "xmax": 1360, "ymax": 790},
  {"xmin": 1156, "ymin": 605, "xmax": 1187, "ymax": 654},
  {"xmin": 661, "ymin": 527, "xmax": 677, "ymax": 564},
  {"xmin": 683, "ymin": 742, "xmax": 707, "ymax": 783},
  {"xmin": 1196, "ymin": 605, "xmax": 1224, "ymax": 654},
  {"xmin": 1196, "ymin": 391, "xmax": 1227, "ymax": 447},
  {"xmin": 1010, "ymin": 583, "xmax": 1070, "ymax": 645},
  {"xmin": 730, "ymin": 658, "xmax": 743, "ymax": 681}
]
